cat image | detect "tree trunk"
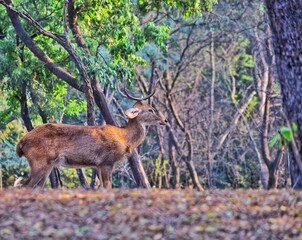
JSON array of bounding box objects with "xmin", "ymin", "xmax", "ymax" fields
[
  {"xmin": 169, "ymin": 136, "xmax": 180, "ymax": 189},
  {"xmin": 20, "ymin": 81, "xmax": 34, "ymax": 132},
  {"xmin": 49, "ymin": 168, "xmax": 64, "ymax": 189},
  {"xmin": 29, "ymin": 80, "xmax": 48, "ymax": 124},
  {"xmin": 267, "ymin": 148, "xmax": 284, "ymax": 189},
  {"xmin": 207, "ymin": 31, "xmax": 216, "ymax": 188},
  {"xmin": 265, "ymin": 0, "xmax": 302, "ymax": 188},
  {"xmin": 157, "ymin": 128, "xmax": 166, "ymax": 189},
  {"xmin": 185, "ymin": 131, "xmax": 204, "ymax": 191},
  {"xmin": 128, "ymin": 150, "xmax": 151, "ymax": 188},
  {"xmin": 76, "ymin": 169, "xmax": 90, "ymax": 189}
]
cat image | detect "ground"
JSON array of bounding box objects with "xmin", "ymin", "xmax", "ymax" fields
[{"xmin": 0, "ymin": 188, "xmax": 301, "ymax": 239}]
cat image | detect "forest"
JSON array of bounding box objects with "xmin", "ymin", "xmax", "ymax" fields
[{"xmin": 0, "ymin": 0, "xmax": 302, "ymax": 239}]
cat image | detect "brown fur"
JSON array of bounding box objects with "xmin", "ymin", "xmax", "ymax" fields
[{"xmin": 16, "ymin": 101, "xmax": 166, "ymax": 189}]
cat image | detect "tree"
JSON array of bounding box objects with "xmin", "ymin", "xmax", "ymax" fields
[{"xmin": 265, "ymin": 0, "xmax": 302, "ymax": 188}]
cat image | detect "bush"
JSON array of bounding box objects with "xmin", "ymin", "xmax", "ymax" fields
[{"xmin": 0, "ymin": 141, "xmax": 29, "ymax": 187}]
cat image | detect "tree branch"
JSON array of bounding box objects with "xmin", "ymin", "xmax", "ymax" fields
[
  {"xmin": 1, "ymin": 0, "xmax": 83, "ymax": 92},
  {"xmin": 213, "ymin": 91, "xmax": 256, "ymax": 159}
]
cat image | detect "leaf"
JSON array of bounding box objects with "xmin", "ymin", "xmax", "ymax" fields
[
  {"xmin": 280, "ymin": 127, "xmax": 292, "ymax": 142},
  {"xmin": 205, "ymin": 226, "xmax": 217, "ymax": 233},
  {"xmin": 291, "ymin": 122, "xmax": 298, "ymax": 133},
  {"xmin": 1, "ymin": 228, "xmax": 12, "ymax": 235},
  {"xmin": 269, "ymin": 133, "xmax": 280, "ymax": 148},
  {"xmin": 207, "ymin": 212, "xmax": 217, "ymax": 218}
]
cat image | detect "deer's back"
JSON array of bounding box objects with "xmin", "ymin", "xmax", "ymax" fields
[{"xmin": 19, "ymin": 123, "xmax": 129, "ymax": 166}]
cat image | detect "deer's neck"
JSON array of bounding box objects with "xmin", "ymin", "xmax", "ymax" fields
[{"xmin": 124, "ymin": 119, "xmax": 146, "ymax": 150}]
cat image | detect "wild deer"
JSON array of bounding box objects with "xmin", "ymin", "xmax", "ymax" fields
[{"xmin": 16, "ymin": 81, "xmax": 167, "ymax": 189}]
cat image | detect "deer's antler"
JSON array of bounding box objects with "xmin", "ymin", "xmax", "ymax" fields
[{"xmin": 118, "ymin": 68, "xmax": 160, "ymax": 101}]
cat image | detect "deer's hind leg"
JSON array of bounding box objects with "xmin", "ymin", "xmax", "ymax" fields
[
  {"xmin": 23, "ymin": 158, "xmax": 54, "ymax": 188},
  {"xmin": 95, "ymin": 168, "xmax": 103, "ymax": 189}
]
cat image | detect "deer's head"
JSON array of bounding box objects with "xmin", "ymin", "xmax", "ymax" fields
[
  {"xmin": 125, "ymin": 101, "xmax": 167, "ymax": 126},
  {"xmin": 119, "ymin": 67, "xmax": 168, "ymax": 126}
]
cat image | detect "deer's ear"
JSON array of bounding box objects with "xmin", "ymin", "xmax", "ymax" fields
[{"xmin": 125, "ymin": 108, "xmax": 141, "ymax": 119}]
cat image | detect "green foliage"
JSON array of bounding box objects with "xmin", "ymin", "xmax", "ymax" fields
[
  {"xmin": 3, "ymin": 0, "xmax": 218, "ymax": 86},
  {"xmin": 212, "ymin": 159, "xmax": 259, "ymax": 189},
  {"xmin": 269, "ymin": 133, "xmax": 280, "ymax": 148},
  {"xmin": 0, "ymin": 98, "xmax": 27, "ymax": 188},
  {"xmin": 154, "ymin": 157, "xmax": 169, "ymax": 179},
  {"xmin": 223, "ymin": 35, "xmax": 255, "ymax": 103},
  {"xmin": 65, "ymin": 100, "xmax": 86, "ymax": 117},
  {"xmin": 70, "ymin": 0, "xmax": 176, "ymax": 83},
  {"xmin": 234, "ymin": 53, "xmax": 254, "ymax": 83},
  {"xmin": 280, "ymin": 127, "xmax": 292, "ymax": 142},
  {"xmin": 58, "ymin": 168, "xmax": 93, "ymax": 189},
  {"xmin": 0, "ymin": 119, "xmax": 28, "ymax": 187},
  {"xmin": 0, "ymin": 94, "xmax": 25, "ymax": 143},
  {"xmin": 145, "ymin": 156, "xmax": 169, "ymax": 187},
  {"xmin": 143, "ymin": 23, "xmax": 171, "ymax": 52},
  {"xmin": 1, "ymin": 0, "xmax": 217, "ymax": 97},
  {"xmin": 48, "ymin": 83, "xmax": 86, "ymax": 120},
  {"xmin": 291, "ymin": 122, "xmax": 298, "ymax": 133},
  {"xmin": 0, "ymin": 27, "xmax": 86, "ymax": 122},
  {"xmin": 0, "ymin": 142, "xmax": 29, "ymax": 187},
  {"xmin": 0, "ymin": 91, "xmax": 18, "ymax": 124},
  {"xmin": 269, "ymin": 123, "xmax": 298, "ymax": 148},
  {"xmin": 0, "ymin": 121, "xmax": 23, "ymax": 144},
  {"xmin": 137, "ymin": 0, "xmax": 217, "ymax": 17},
  {"xmin": 245, "ymin": 96, "xmax": 258, "ymax": 119}
]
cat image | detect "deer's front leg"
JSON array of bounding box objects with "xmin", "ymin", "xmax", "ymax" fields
[{"xmin": 100, "ymin": 166, "xmax": 113, "ymax": 189}]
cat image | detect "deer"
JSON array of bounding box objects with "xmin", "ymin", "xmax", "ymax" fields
[{"xmin": 16, "ymin": 79, "xmax": 167, "ymax": 189}]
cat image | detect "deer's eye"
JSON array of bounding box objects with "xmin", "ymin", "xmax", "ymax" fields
[{"xmin": 148, "ymin": 108, "xmax": 155, "ymax": 113}]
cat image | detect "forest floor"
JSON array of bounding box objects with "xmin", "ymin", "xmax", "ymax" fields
[{"xmin": 0, "ymin": 188, "xmax": 301, "ymax": 239}]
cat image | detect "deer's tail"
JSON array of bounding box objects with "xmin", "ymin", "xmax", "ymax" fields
[{"xmin": 16, "ymin": 139, "xmax": 24, "ymax": 157}]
